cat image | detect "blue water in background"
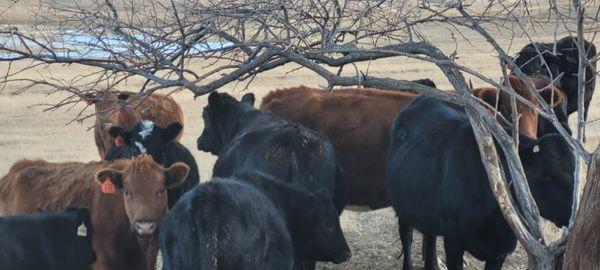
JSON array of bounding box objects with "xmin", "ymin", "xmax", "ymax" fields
[{"xmin": 0, "ymin": 30, "xmax": 234, "ymax": 59}]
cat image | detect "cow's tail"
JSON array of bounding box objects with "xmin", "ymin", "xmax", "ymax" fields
[
  {"xmin": 283, "ymin": 124, "xmax": 310, "ymax": 185},
  {"xmin": 190, "ymin": 195, "xmax": 219, "ymax": 270}
]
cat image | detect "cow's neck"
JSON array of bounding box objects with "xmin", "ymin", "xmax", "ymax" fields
[
  {"xmin": 223, "ymin": 106, "xmax": 262, "ymax": 143},
  {"xmin": 137, "ymin": 236, "xmax": 159, "ymax": 269},
  {"xmin": 243, "ymin": 177, "xmax": 304, "ymax": 249}
]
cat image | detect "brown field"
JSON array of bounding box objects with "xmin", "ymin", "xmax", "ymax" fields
[{"xmin": 1, "ymin": 15, "xmax": 599, "ymax": 270}]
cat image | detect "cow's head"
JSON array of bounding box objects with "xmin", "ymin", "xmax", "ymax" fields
[
  {"xmin": 101, "ymin": 106, "xmax": 143, "ymax": 133},
  {"xmin": 105, "ymin": 120, "xmax": 182, "ymax": 164},
  {"xmin": 555, "ymin": 37, "xmax": 597, "ymax": 74},
  {"xmin": 81, "ymin": 90, "xmax": 120, "ymax": 108},
  {"xmin": 197, "ymin": 91, "xmax": 256, "ymax": 155},
  {"xmin": 82, "ymin": 90, "xmax": 138, "ymax": 118},
  {"xmin": 62, "ymin": 206, "xmax": 96, "ymax": 268},
  {"xmin": 513, "ymin": 46, "xmax": 561, "ymax": 78},
  {"xmin": 473, "ymin": 75, "xmax": 564, "ymax": 139},
  {"xmin": 520, "ymin": 133, "xmax": 574, "ymax": 227},
  {"xmin": 95, "ymin": 155, "xmax": 189, "ymax": 238},
  {"xmin": 296, "ymin": 189, "xmax": 351, "ymax": 264}
]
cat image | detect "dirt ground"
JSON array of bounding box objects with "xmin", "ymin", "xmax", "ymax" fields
[{"xmin": 1, "ymin": 19, "xmax": 599, "ymax": 269}]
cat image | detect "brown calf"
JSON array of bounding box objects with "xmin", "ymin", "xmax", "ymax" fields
[
  {"xmin": 0, "ymin": 155, "xmax": 189, "ymax": 270},
  {"xmin": 84, "ymin": 90, "xmax": 185, "ymax": 159},
  {"xmin": 472, "ymin": 75, "xmax": 564, "ymax": 139}
]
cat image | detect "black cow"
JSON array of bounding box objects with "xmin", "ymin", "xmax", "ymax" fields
[
  {"xmin": 512, "ymin": 36, "xmax": 597, "ymax": 121},
  {"xmin": 0, "ymin": 207, "xmax": 96, "ymax": 270},
  {"xmin": 160, "ymin": 178, "xmax": 294, "ymax": 270},
  {"xmin": 386, "ymin": 96, "xmax": 575, "ymax": 270},
  {"xmin": 234, "ymin": 172, "xmax": 351, "ymax": 266},
  {"xmin": 106, "ymin": 120, "xmax": 200, "ymax": 208},
  {"xmin": 196, "ymin": 91, "xmax": 350, "ymax": 269}
]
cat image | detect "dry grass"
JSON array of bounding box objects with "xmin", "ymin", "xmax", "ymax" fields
[{"xmin": 1, "ymin": 19, "xmax": 599, "ymax": 269}]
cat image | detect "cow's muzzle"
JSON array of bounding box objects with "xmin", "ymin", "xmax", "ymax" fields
[
  {"xmin": 134, "ymin": 220, "xmax": 157, "ymax": 237},
  {"xmin": 331, "ymin": 249, "xmax": 351, "ymax": 264}
]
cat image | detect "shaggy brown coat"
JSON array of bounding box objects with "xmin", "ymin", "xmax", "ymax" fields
[
  {"xmin": 0, "ymin": 155, "xmax": 189, "ymax": 270},
  {"xmin": 86, "ymin": 91, "xmax": 185, "ymax": 159},
  {"xmin": 261, "ymin": 86, "xmax": 416, "ymax": 209}
]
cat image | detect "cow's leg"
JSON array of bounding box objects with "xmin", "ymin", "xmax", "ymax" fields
[
  {"xmin": 484, "ymin": 255, "xmax": 506, "ymax": 270},
  {"xmin": 443, "ymin": 237, "xmax": 465, "ymax": 270},
  {"xmin": 399, "ymin": 221, "xmax": 414, "ymax": 270},
  {"xmin": 423, "ymin": 234, "xmax": 439, "ymax": 270},
  {"xmin": 584, "ymin": 81, "xmax": 594, "ymax": 122}
]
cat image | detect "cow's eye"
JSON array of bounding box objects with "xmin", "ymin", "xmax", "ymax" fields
[
  {"xmin": 123, "ymin": 191, "xmax": 132, "ymax": 199},
  {"xmin": 157, "ymin": 188, "xmax": 166, "ymax": 197}
]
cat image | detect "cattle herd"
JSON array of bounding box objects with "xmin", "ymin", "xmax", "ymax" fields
[{"xmin": 0, "ymin": 36, "xmax": 596, "ymax": 270}]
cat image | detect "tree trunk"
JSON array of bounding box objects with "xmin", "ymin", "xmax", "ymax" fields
[{"xmin": 563, "ymin": 145, "xmax": 600, "ymax": 269}]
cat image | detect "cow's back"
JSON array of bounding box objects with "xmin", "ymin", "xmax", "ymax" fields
[
  {"xmin": 261, "ymin": 86, "xmax": 416, "ymax": 209},
  {"xmin": 386, "ymin": 96, "xmax": 516, "ymax": 260},
  {"xmin": 0, "ymin": 160, "xmax": 103, "ymax": 214},
  {"xmin": 160, "ymin": 179, "xmax": 294, "ymax": 270},
  {"xmin": 0, "ymin": 159, "xmax": 145, "ymax": 270},
  {"xmin": 138, "ymin": 93, "xmax": 184, "ymax": 139},
  {"xmin": 213, "ymin": 117, "xmax": 339, "ymax": 193}
]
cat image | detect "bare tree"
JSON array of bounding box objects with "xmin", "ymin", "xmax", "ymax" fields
[
  {"xmin": 1, "ymin": 0, "xmax": 598, "ymax": 268},
  {"xmin": 563, "ymin": 145, "xmax": 600, "ymax": 269}
]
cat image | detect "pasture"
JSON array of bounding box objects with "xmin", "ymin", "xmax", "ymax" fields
[{"xmin": 1, "ymin": 16, "xmax": 599, "ymax": 270}]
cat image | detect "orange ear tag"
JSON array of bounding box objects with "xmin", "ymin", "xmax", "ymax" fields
[{"xmin": 101, "ymin": 178, "xmax": 116, "ymax": 194}]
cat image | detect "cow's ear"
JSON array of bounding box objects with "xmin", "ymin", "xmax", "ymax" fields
[
  {"xmin": 164, "ymin": 162, "xmax": 190, "ymax": 188},
  {"xmin": 476, "ymin": 88, "xmax": 500, "ymax": 108},
  {"xmin": 95, "ymin": 169, "xmax": 124, "ymax": 189},
  {"xmin": 108, "ymin": 126, "xmax": 132, "ymax": 144},
  {"xmin": 502, "ymin": 56, "xmax": 514, "ymax": 71},
  {"xmin": 208, "ymin": 91, "xmax": 222, "ymax": 107},
  {"xmin": 241, "ymin": 93, "xmax": 255, "ymax": 106},
  {"xmin": 82, "ymin": 93, "xmax": 97, "ymax": 105},
  {"xmin": 66, "ymin": 207, "xmax": 92, "ymax": 225},
  {"xmin": 117, "ymin": 93, "xmax": 130, "ymax": 101},
  {"xmin": 162, "ymin": 122, "xmax": 182, "ymax": 142},
  {"xmin": 546, "ymin": 52, "xmax": 562, "ymax": 65},
  {"xmin": 540, "ymin": 86, "xmax": 565, "ymax": 108}
]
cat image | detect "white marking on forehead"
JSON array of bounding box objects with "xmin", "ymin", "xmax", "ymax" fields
[
  {"xmin": 134, "ymin": 141, "xmax": 147, "ymax": 154},
  {"xmin": 138, "ymin": 120, "xmax": 155, "ymax": 139}
]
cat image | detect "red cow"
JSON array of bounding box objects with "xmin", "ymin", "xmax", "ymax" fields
[{"xmin": 0, "ymin": 155, "xmax": 189, "ymax": 270}]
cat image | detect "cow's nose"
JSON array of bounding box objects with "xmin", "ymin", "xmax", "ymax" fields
[
  {"xmin": 332, "ymin": 249, "xmax": 352, "ymax": 264},
  {"xmin": 134, "ymin": 221, "xmax": 156, "ymax": 236}
]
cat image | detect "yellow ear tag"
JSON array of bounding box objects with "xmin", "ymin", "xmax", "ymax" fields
[{"xmin": 77, "ymin": 222, "xmax": 88, "ymax": 237}]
